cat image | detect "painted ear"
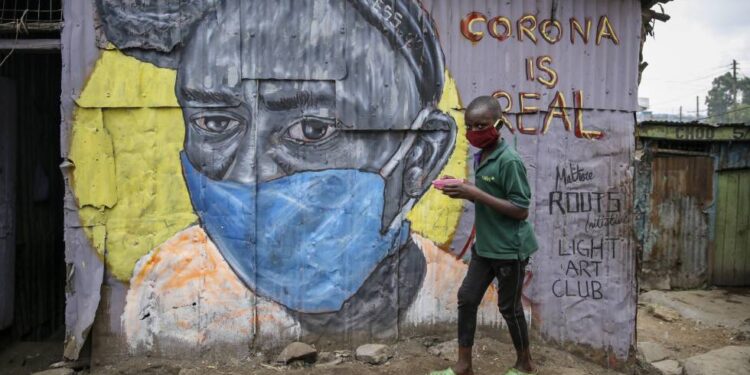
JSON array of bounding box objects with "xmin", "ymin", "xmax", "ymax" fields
[
  {"xmin": 95, "ymin": 0, "xmax": 215, "ymax": 68},
  {"xmin": 402, "ymin": 111, "xmax": 458, "ymax": 198}
]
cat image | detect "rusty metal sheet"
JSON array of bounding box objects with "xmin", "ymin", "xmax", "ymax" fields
[{"xmin": 643, "ymin": 156, "xmax": 713, "ymax": 289}]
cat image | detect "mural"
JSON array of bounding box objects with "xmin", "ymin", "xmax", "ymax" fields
[
  {"xmin": 64, "ymin": 0, "xmax": 640, "ymax": 367},
  {"xmin": 69, "ymin": 0, "xmax": 505, "ymax": 351}
]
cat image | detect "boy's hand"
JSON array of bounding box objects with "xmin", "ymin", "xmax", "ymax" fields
[{"xmin": 441, "ymin": 180, "xmax": 480, "ymax": 201}]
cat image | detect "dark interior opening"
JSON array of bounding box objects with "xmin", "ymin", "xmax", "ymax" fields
[
  {"xmin": 0, "ymin": 48, "xmax": 65, "ymax": 350},
  {"xmin": 655, "ymin": 139, "xmax": 712, "ymax": 154}
]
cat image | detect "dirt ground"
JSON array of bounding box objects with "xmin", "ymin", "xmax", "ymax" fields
[
  {"xmin": 0, "ymin": 340, "xmax": 63, "ymax": 375},
  {"xmin": 636, "ymin": 304, "xmax": 739, "ymax": 361},
  {"xmin": 87, "ymin": 335, "xmax": 621, "ymax": 375},
  {"xmin": 2, "ymin": 289, "xmax": 748, "ymax": 375},
  {"xmin": 1, "ymin": 331, "xmax": 622, "ymax": 375}
]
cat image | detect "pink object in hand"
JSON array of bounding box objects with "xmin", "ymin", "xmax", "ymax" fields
[{"xmin": 432, "ymin": 178, "xmax": 463, "ymax": 190}]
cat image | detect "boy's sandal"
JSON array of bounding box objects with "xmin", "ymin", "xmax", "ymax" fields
[
  {"xmin": 503, "ymin": 368, "xmax": 538, "ymax": 375},
  {"xmin": 428, "ymin": 368, "xmax": 457, "ymax": 375}
]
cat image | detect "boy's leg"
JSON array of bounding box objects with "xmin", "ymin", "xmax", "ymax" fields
[
  {"xmin": 495, "ymin": 258, "xmax": 533, "ymax": 372},
  {"xmin": 453, "ymin": 250, "xmax": 496, "ymax": 374}
]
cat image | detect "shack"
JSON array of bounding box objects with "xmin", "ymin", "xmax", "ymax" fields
[
  {"xmin": 636, "ymin": 121, "xmax": 750, "ymax": 289},
  {"xmin": 0, "ymin": 0, "xmax": 671, "ymax": 371}
]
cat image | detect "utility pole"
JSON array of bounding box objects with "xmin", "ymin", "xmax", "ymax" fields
[
  {"xmin": 696, "ymin": 96, "xmax": 700, "ymax": 120},
  {"xmin": 732, "ymin": 59, "xmax": 738, "ymax": 103},
  {"xmin": 679, "ymin": 106, "xmax": 683, "ymax": 122}
]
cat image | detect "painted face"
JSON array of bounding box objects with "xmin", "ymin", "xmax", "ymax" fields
[
  {"xmin": 172, "ymin": 0, "xmax": 445, "ymax": 312},
  {"xmin": 176, "ymin": 1, "xmax": 426, "ymax": 182}
]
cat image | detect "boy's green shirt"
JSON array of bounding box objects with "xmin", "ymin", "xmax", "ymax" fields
[{"xmin": 473, "ymin": 139, "xmax": 538, "ymax": 260}]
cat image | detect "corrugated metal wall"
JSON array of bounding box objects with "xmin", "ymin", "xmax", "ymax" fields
[
  {"xmin": 424, "ymin": 0, "xmax": 640, "ymax": 112},
  {"xmin": 424, "ymin": 0, "xmax": 639, "ymax": 361},
  {"xmin": 61, "ymin": 0, "xmax": 641, "ymax": 366},
  {"xmin": 644, "ymin": 155, "xmax": 712, "ymax": 289},
  {"xmin": 713, "ymin": 168, "xmax": 750, "ymax": 286},
  {"xmin": 714, "ymin": 142, "xmax": 750, "ymax": 286},
  {"xmin": 636, "ymin": 133, "xmax": 750, "ymax": 290},
  {"xmin": 59, "ymin": 0, "xmax": 102, "ymax": 360}
]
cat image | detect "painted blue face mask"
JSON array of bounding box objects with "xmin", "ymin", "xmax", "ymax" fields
[
  {"xmin": 182, "ymin": 155, "xmax": 411, "ymax": 313},
  {"xmin": 180, "ymin": 110, "xmax": 431, "ymax": 313}
]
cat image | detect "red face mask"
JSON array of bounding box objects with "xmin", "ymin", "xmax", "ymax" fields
[{"xmin": 466, "ymin": 121, "xmax": 500, "ymax": 149}]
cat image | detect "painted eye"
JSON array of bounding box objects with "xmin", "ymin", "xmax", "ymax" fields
[
  {"xmin": 192, "ymin": 114, "xmax": 241, "ymax": 134},
  {"xmin": 285, "ymin": 117, "xmax": 338, "ymax": 144}
]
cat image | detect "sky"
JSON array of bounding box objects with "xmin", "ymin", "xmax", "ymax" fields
[{"xmin": 639, "ymin": 0, "xmax": 750, "ymax": 117}]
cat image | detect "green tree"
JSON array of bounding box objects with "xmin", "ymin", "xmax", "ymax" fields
[
  {"xmin": 705, "ymin": 72, "xmax": 735, "ymax": 122},
  {"xmin": 726, "ymin": 103, "xmax": 750, "ymax": 123},
  {"xmin": 705, "ymin": 73, "xmax": 750, "ymax": 123},
  {"xmin": 739, "ymin": 77, "xmax": 750, "ymax": 105}
]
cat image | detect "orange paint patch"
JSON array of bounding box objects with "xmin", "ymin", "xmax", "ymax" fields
[
  {"xmin": 418, "ymin": 234, "xmax": 499, "ymax": 307},
  {"xmin": 124, "ymin": 226, "xmax": 300, "ymax": 349}
]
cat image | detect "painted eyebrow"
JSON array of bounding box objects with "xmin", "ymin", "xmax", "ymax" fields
[
  {"xmin": 260, "ymin": 89, "xmax": 335, "ymax": 112},
  {"xmin": 179, "ymin": 87, "xmax": 239, "ymax": 106}
]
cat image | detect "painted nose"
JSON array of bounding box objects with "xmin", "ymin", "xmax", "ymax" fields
[
  {"xmin": 220, "ymin": 133, "xmax": 258, "ymax": 185},
  {"xmin": 219, "ymin": 82, "xmax": 259, "ymax": 185}
]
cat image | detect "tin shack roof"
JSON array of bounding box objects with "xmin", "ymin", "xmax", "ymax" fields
[{"xmin": 637, "ymin": 121, "xmax": 750, "ymax": 142}]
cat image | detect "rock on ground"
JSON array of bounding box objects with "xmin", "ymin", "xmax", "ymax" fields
[
  {"xmin": 683, "ymin": 345, "xmax": 750, "ymax": 375},
  {"xmin": 428, "ymin": 339, "xmax": 458, "ymax": 362},
  {"xmin": 651, "ymin": 359, "xmax": 682, "ymax": 375},
  {"xmin": 553, "ymin": 368, "xmax": 587, "ymax": 375},
  {"xmin": 315, "ymin": 352, "xmax": 344, "ymax": 367},
  {"xmin": 276, "ymin": 342, "xmax": 317, "ymax": 364},
  {"xmin": 316, "ymin": 352, "xmax": 336, "ymax": 363},
  {"xmin": 31, "ymin": 369, "xmax": 74, "ymax": 375},
  {"xmin": 355, "ymin": 344, "xmax": 392, "ymax": 365},
  {"xmin": 638, "ymin": 341, "xmax": 673, "ymax": 363},
  {"xmin": 333, "ymin": 349, "xmax": 352, "ymax": 359},
  {"xmin": 644, "ymin": 303, "xmax": 681, "ymax": 322}
]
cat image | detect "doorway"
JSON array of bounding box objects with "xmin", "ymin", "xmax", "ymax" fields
[
  {"xmin": 0, "ymin": 1, "xmax": 66, "ymax": 370},
  {"xmin": 646, "ymin": 155, "xmax": 714, "ymax": 289}
]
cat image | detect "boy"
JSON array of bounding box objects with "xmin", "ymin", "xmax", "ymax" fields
[{"xmin": 433, "ymin": 96, "xmax": 538, "ymax": 375}]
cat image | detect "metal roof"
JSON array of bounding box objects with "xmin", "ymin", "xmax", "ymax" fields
[{"xmin": 638, "ymin": 120, "xmax": 749, "ymax": 128}]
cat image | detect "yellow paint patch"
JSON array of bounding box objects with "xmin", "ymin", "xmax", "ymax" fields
[
  {"xmin": 71, "ymin": 50, "xmax": 196, "ymax": 281},
  {"xmin": 407, "ymin": 72, "xmax": 469, "ymax": 246},
  {"xmin": 89, "ymin": 225, "xmax": 107, "ymax": 256},
  {"xmin": 76, "ymin": 49, "xmax": 179, "ymax": 108},
  {"xmin": 68, "ymin": 108, "xmax": 118, "ymax": 208}
]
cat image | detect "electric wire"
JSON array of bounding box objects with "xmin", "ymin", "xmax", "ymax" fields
[{"xmin": 695, "ymin": 106, "xmax": 750, "ymax": 121}]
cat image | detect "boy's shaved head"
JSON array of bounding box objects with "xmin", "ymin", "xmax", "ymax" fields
[{"xmin": 466, "ymin": 96, "xmax": 502, "ymax": 120}]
